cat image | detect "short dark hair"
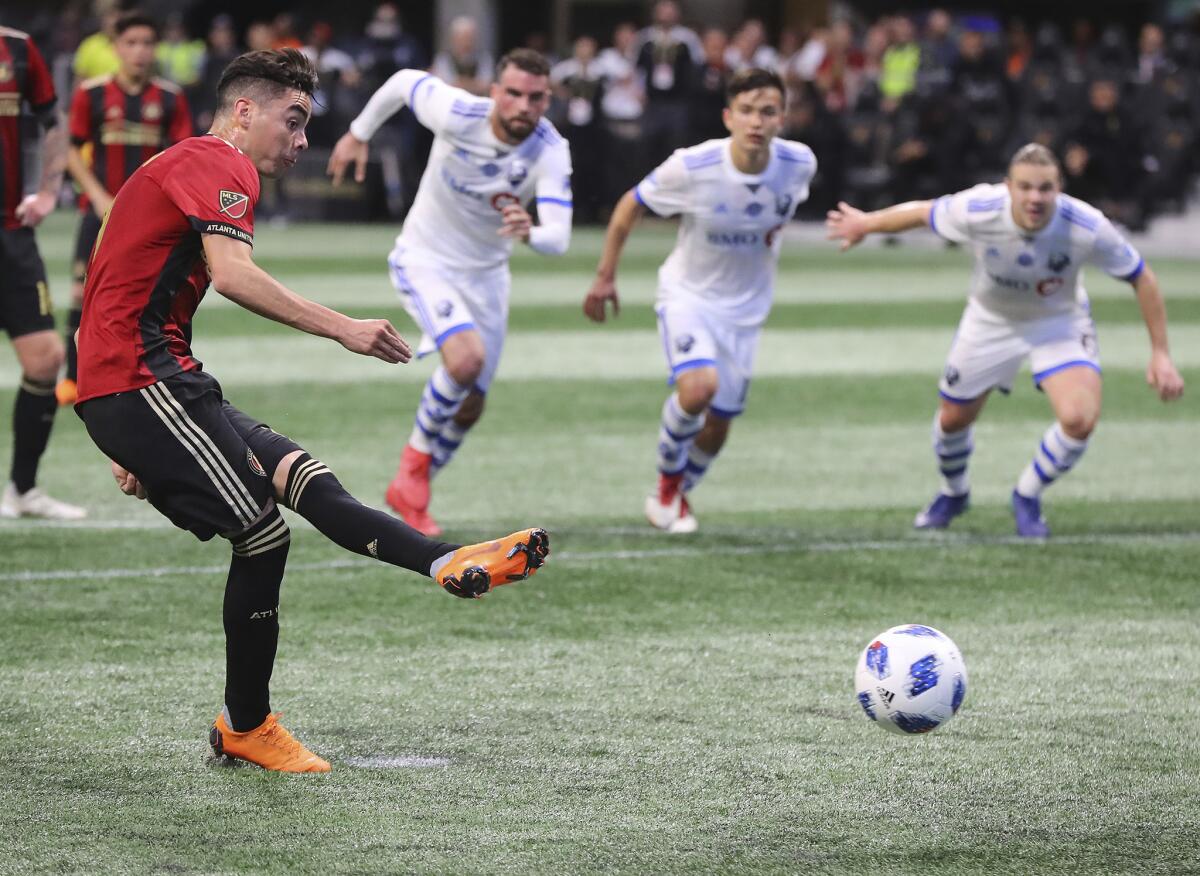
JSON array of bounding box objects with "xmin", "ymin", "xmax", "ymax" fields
[
  {"xmin": 216, "ymin": 49, "xmax": 318, "ymax": 113},
  {"xmin": 726, "ymin": 67, "xmax": 785, "ymax": 104},
  {"xmin": 114, "ymin": 11, "xmax": 159, "ymax": 38},
  {"xmin": 496, "ymin": 48, "xmax": 551, "ymax": 79}
]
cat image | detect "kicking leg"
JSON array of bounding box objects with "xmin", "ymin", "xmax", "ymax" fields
[
  {"xmin": 647, "ymin": 366, "xmax": 716, "ymax": 533},
  {"xmin": 1012, "ymin": 366, "xmax": 1101, "ymax": 538}
]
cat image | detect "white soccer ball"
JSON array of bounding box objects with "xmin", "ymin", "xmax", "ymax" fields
[{"xmin": 854, "ymin": 624, "xmax": 968, "ymax": 735}]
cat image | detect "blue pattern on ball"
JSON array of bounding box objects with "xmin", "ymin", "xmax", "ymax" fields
[
  {"xmin": 907, "ymin": 654, "xmax": 940, "ymax": 696},
  {"xmin": 895, "ymin": 625, "xmax": 942, "ymax": 638},
  {"xmin": 951, "ymin": 675, "xmax": 966, "ymax": 713},
  {"xmin": 892, "ymin": 712, "xmax": 943, "ymax": 733},
  {"xmin": 865, "ymin": 641, "xmax": 889, "ymax": 679},
  {"xmin": 857, "ymin": 692, "xmax": 877, "ymax": 720}
]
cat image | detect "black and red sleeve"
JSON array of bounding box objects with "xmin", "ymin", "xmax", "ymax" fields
[{"xmin": 23, "ymin": 36, "xmax": 56, "ymax": 118}]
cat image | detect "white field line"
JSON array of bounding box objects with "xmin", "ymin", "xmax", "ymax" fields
[{"xmin": 3, "ymin": 531, "xmax": 1199, "ymax": 584}]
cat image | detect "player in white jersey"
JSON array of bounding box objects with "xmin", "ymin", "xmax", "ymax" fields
[
  {"xmin": 329, "ymin": 50, "xmax": 572, "ymax": 535},
  {"xmin": 826, "ymin": 143, "xmax": 1184, "ymax": 537},
  {"xmin": 584, "ymin": 68, "xmax": 816, "ymax": 533}
]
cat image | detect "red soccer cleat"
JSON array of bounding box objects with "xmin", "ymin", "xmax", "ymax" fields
[{"xmin": 385, "ymin": 444, "xmax": 441, "ymax": 536}]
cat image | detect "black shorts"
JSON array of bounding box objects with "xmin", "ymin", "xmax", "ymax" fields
[
  {"xmin": 73, "ymin": 211, "xmax": 103, "ymax": 279},
  {"xmin": 0, "ymin": 227, "xmax": 54, "ymax": 338},
  {"xmin": 76, "ymin": 370, "xmax": 304, "ymax": 541}
]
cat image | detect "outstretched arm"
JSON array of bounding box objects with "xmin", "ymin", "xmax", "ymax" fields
[
  {"xmin": 583, "ymin": 190, "xmax": 645, "ymax": 322},
  {"xmin": 825, "ymin": 200, "xmax": 933, "ymax": 251},
  {"xmin": 203, "ymin": 233, "xmax": 411, "ymax": 363},
  {"xmin": 329, "ymin": 69, "xmax": 440, "ymax": 184},
  {"xmin": 1130, "ymin": 265, "xmax": 1184, "ymax": 401}
]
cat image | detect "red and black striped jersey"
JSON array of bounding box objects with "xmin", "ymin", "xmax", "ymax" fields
[
  {"xmin": 69, "ymin": 75, "xmax": 192, "ymax": 211},
  {"xmin": 0, "ymin": 26, "xmax": 57, "ymax": 230},
  {"xmin": 76, "ymin": 135, "xmax": 259, "ymax": 403}
]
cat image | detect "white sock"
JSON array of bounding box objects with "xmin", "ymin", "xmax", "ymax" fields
[
  {"xmin": 409, "ymin": 367, "xmax": 469, "ymax": 454},
  {"xmin": 933, "ymin": 415, "xmax": 973, "ymax": 497},
  {"xmin": 1016, "ymin": 423, "xmax": 1088, "ymax": 498},
  {"xmin": 656, "ymin": 393, "xmax": 704, "ymax": 475},
  {"xmin": 430, "ymin": 421, "xmax": 467, "ymax": 476},
  {"xmin": 682, "ymin": 445, "xmax": 716, "ymax": 493}
]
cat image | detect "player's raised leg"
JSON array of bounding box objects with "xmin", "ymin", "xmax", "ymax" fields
[
  {"xmin": 2, "ymin": 330, "xmax": 85, "ymax": 519},
  {"xmin": 1011, "ymin": 365, "xmax": 1102, "ymax": 538},
  {"xmin": 914, "ymin": 394, "xmax": 988, "ymax": 530}
]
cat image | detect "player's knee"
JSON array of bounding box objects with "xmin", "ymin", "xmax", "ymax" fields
[
  {"xmin": 677, "ymin": 371, "xmax": 718, "ymax": 413},
  {"xmin": 938, "ymin": 401, "xmax": 977, "ymax": 433},
  {"xmin": 16, "ymin": 336, "xmax": 64, "ymax": 382},
  {"xmin": 272, "ymin": 449, "xmax": 307, "ymax": 499},
  {"xmin": 229, "ymin": 503, "xmax": 291, "ymax": 558},
  {"xmin": 1059, "ymin": 409, "xmax": 1098, "ymax": 440},
  {"xmin": 444, "ymin": 352, "xmax": 484, "ymax": 387}
]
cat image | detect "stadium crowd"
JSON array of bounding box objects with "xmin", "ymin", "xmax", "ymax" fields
[{"xmin": 10, "ymin": 0, "xmax": 1200, "ymax": 228}]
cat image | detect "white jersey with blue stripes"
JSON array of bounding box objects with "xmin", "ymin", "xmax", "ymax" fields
[
  {"xmin": 351, "ymin": 71, "xmax": 573, "ymax": 272},
  {"xmin": 635, "ymin": 137, "xmax": 816, "ymax": 328},
  {"xmin": 930, "ymin": 183, "xmax": 1144, "ymax": 321}
]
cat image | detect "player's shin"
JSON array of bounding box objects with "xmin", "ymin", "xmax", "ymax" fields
[
  {"xmin": 429, "ymin": 422, "xmax": 466, "ymax": 476},
  {"xmin": 682, "ymin": 445, "xmax": 716, "ymax": 493},
  {"xmin": 223, "ymin": 508, "xmax": 290, "ymax": 731},
  {"xmin": 933, "ymin": 417, "xmax": 973, "ymax": 497},
  {"xmin": 283, "ymin": 453, "xmax": 458, "ymax": 574},
  {"xmin": 11, "ymin": 375, "xmax": 58, "ymax": 493},
  {"xmin": 657, "ymin": 393, "xmax": 704, "ymax": 475},
  {"xmin": 408, "ymin": 367, "xmax": 470, "ymax": 454},
  {"xmin": 1015, "ymin": 423, "xmax": 1088, "ymax": 498}
]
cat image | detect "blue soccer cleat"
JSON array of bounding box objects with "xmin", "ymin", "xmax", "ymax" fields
[
  {"xmin": 913, "ymin": 491, "xmax": 970, "ymax": 530},
  {"xmin": 1011, "ymin": 490, "xmax": 1050, "ymax": 538}
]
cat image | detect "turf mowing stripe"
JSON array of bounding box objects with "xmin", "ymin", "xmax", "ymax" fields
[{"xmin": 5, "ymin": 531, "xmax": 1199, "ymax": 583}]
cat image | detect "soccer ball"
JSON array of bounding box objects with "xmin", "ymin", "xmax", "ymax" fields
[{"xmin": 854, "ymin": 624, "xmax": 967, "ymax": 735}]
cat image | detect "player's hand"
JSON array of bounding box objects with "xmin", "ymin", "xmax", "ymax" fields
[
  {"xmin": 1147, "ymin": 350, "xmax": 1184, "ymax": 401},
  {"xmin": 15, "ymin": 191, "xmax": 55, "ymax": 228},
  {"xmin": 497, "ymin": 204, "xmax": 532, "ymax": 241},
  {"xmin": 327, "ymin": 132, "xmax": 369, "ymax": 185},
  {"xmin": 339, "ymin": 317, "xmax": 412, "ymax": 363},
  {"xmin": 92, "ymin": 192, "xmax": 114, "ymax": 219},
  {"xmin": 826, "ymin": 201, "xmax": 869, "ymax": 251},
  {"xmin": 583, "ymin": 276, "xmax": 620, "ymax": 322},
  {"xmin": 110, "ymin": 460, "xmax": 147, "ymax": 500}
]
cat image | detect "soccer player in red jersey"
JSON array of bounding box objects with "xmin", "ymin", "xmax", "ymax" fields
[
  {"xmin": 59, "ymin": 12, "xmax": 193, "ymax": 405},
  {"xmin": 74, "ymin": 49, "xmax": 549, "ymax": 773},
  {"xmin": 0, "ymin": 24, "xmax": 86, "ymax": 520}
]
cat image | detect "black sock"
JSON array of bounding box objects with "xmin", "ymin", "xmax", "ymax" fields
[
  {"xmin": 65, "ymin": 308, "xmax": 82, "ymax": 382},
  {"xmin": 11, "ymin": 376, "xmax": 57, "ymax": 493},
  {"xmin": 283, "ymin": 453, "xmax": 458, "ymax": 575},
  {"xmin": 223, "ymin": 506, "xmax": 290, "ymax": 732}
]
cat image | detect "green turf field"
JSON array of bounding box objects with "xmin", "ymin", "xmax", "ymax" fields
[{"xmin": 1, "ymin": 214, "xmax": 1198, "ymax": 874}]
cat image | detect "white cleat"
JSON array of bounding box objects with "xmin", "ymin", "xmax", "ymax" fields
[
  {"xmin": 644, "ymin": 473, "xmax": 698, "ymax": 534},
  {"xmin": 0, "ymin": 483, "xmax": 87, "ymax": 520}
]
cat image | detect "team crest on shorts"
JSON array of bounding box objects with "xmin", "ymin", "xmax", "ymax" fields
[
  {"xmin": 675, "ymin": 333, "xmax": 695, "ymax": 354},
  {"xmin": 436, "ymin": 299, "xmax": 454, "ymax": 318},
  {"xmin": 219, "ymin": 190, "xmax": 250, "ymax": 219},
  {"xmin": 246, "ymin": 449, "xmax": 266, "ymax": 477},
  {"xmin": 944, "ymin": 365, "xmax": 961, "ymax": 386}
]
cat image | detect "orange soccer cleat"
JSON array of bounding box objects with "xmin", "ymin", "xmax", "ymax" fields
[
  {"xmin": 209, "ymin": 708, "xmax": 331, "ymax": 773},
  {"xmin": 385, "ymin": 445, "xmax": 441, "ymax": 536},
  {"xmin": 435, "ymin": 528, "xmax": 550, "ymax": 598},
  {"xmin": 55, "ymin": 378, "xmax": 78, "ymax": 407}
]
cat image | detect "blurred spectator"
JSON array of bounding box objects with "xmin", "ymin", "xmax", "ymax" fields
[
  {"xmin": 193, "ymin": 15, "xmax": 241, "ymax": 131},
  {"xmin": 784, "ymin": 82, "xmax": 845, "ymax": 213},
  {"xmin": 272, "ymin": 14, "xmax": 303, "ymax": 51},
  {"xmin": 725, "ymin": 19, "xmax": 777, "ymax": 72},
  {"xmin": 302, "ymin": 22, "xmax": 357, "ymax": 147},
  {"xmin": 1135, "ymin": 24, "xmax": 1168, "ymax": 84},
  {"xmin": 861, "ymin": 22, "xmax": 890, "ymax": 87},
  {"xmin": 596, "ymin": 23, "xmax": 644, "ymax": 207},
  {"xmin": 73, "ymin": 0, "xmax": 121, "ymax": 82},
  {"xmin": 432, "ymin": 16, "xmax": 494, "ymax": 96},
  {"xmin": 953, "ymin": 28, "xmax": 1011, "ymax": 179},
  {"xmin": 523, "ymin": 31, "xmax": 558, "ymax": 66},
  {"xmin": 919, "ymin": 10, "xmax": 957, "ymax": 92},
  {"xmin": 692, "ymin": 28, "xmax": 729, "ymax": 142},
  {"xmin": 1005, "ymin": 20, "xmax": 1032, "ymax": 80},
  {"xmin": 1064, "ymin": 79, "xmax": 1146, "ymax": 227},
  {"xmin": 879, "ymin": 15, "xmax": 919, "ymax": 107},
  {"xmin": 551, "ymin": 36, "xmax": 606, "ymax": 222},
  {"xmin": 813, "ymin": 20, "xmax": 865, "ymax": 113},
  {"xmin": 156, "ymin": 14, "xmax": 204, "ymax": 89},
  {"xmin": 1064, "ymin": 19, "xmax": 1094, "ymax": 84},
  {"xmin": 635, "ymin": 0, "xmax": 701, "ymax": 169},
  {"xmin": 246, "ymin": 22, "xmax": 276, "ymax": 53},
  {"xmin": 787, "ymin": 27, "xmax": 828, "ymax": 82}
]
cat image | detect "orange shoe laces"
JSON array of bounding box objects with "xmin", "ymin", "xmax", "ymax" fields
[{"xmin": 254, "ymin": 713, "xmax": 309, "ymax": 758}]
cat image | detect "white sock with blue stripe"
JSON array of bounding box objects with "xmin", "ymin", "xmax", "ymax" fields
[
  {"xmin": 682, "ymin": 445, "xmax": 715, "ymax": 493},
  {"xmin": 408, "ymin": 367, "xmax": 469, "ymax": 454},
  {"xmin": 1016, "ymin": 423, "xmax": 1088, "ymax": 498},
  {"xmin": 430, "ymin": 421, "xmax": 467, "ymax": 476},
  {"xmin": 933, "ymin": 416, "xmax": 973, "ymax": 497},
  {"xmin": 657, "ymin": 393, "xmax": 703, "ymax": 476}
]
